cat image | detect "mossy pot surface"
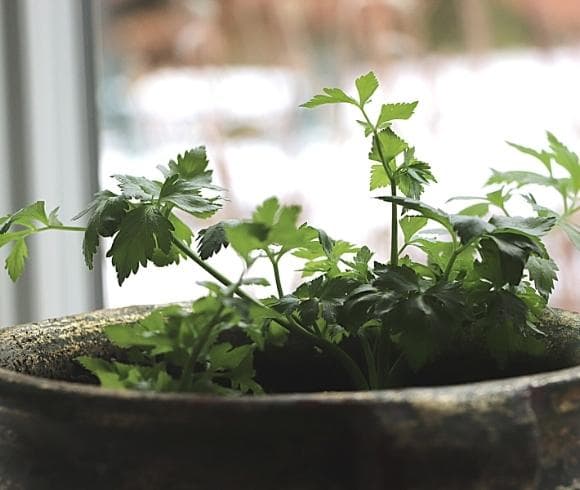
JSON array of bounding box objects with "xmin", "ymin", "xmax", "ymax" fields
[{"xmin": 0, "ymin": 306, "xmax": 578, "ymax": 490}]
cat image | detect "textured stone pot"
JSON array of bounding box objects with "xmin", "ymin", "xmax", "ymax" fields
[{"xmin": 0, "ymin": 306, "xmax": 578, "ymax": 490}]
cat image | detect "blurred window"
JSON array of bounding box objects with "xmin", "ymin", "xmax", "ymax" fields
[{"xmin": 98, "ymin": 0, "xmax": 580, "ymax": 311}]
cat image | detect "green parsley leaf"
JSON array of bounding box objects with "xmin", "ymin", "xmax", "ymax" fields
[
  {"xmin": 355, "ymin": 71, "xmax": 379, "ymax": 105},
  {"xmin": 158, "ymin": 174, "xmax": 222, "ymax": 218},
  {"xmin": 106, "ymin": 206, "xmax": 174, "ymax": 285},
  {"xmin": 74, "ymin": 191, "xmax": 130, "ymax": 269},
  {"xmin": 489, "ymin": 215, "xmax": 556, "ymax": 237},
  {"xmin": 196, "ymin": 221, "xmax": 238, "ymax": 259},
  {"xmin": 526, "ymin": 256, "xmax": 558, "ymax": 298},
  {"xmin": 547, "ymin": 132, "xmax": 580, "ymax": 191},
  {"xmin": 458, "ymin": 202, "xmax": 489, "ymax": 217},
  {"xmin": 113, "ymin": 175, "xmax": 160, "ymax": 200},
  {"xmin": 5, "ymin": 239, "xmax": 28, "ymax": 281},
  {"xmin": 486, "ymin": 169, "xmax": 560, "ymax": 188},
  {"xmin": 300, "ymin": 87, "xmax": 356, "ymax": 108},
  {"xmin": 166, "ymin": 147, "xmax": 210, "ymax": 179},
  {"xmin": 449, "ymin": 215, "xmax": 494, "ymax": 244},
  {"xmin": 370, "ymin": 164, "xmax": 390, "ymax": 190},
  {"xmin": 396, "ymin": 149, "xmax": 436, "ymax": 199},
  {"xmin": 369, "ymin": 128, "xmax": 408, "ymax": 165},
  {"xmin": 507, "ymin": 141, "xmax": 552, "ymax": 173},
  {"xmin": 400, "ymin": 215, "xmax": 428, "ymax": 243},
  {"xmin": 377, "ymin": 101, "xmax": 418, "ymax": 127}
]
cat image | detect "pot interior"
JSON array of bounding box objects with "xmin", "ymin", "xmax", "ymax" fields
[{"xmin": 0, "ymin": 306, "xmax": 578, "ymax": 393}]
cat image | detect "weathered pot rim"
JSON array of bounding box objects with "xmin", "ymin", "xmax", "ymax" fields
[{"xmin": 0, "ymin": 304, "xmax": 579, "ymax": 407}]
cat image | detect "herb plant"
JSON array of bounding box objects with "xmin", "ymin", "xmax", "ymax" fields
[{"xmin": 1, "ymin": 72, "xmax": 578, "ymax": 394}]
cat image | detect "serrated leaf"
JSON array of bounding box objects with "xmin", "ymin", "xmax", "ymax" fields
[
  {"xmin": 370, "ymin": 164, "xmax": 390, "ymax": 190},
  {"xmin": 252, "ymin": 197, "xmax": 279, "ymax": 226},
  {"xmin": 547, "ymin": 132, "xmax": 580, "ymax": 191},
  {"xmin": 106, "ymin": 206, "xmax": 174, "ymax": 285},
  {"xmin": 396, "ymin": 154, "xmax": 436, "ymax": 199},
  {"xmin": 490, "ymin": 215, "xmax": 556, "ymax": 237},
  {"xmin": 369, "ymin": 128, "xmax": 408, "ymax": 165},
  {"xmin": 486, "ymin": 169, "xmax": 560, "ymax": 188},
  {"xmin": 197, "ymin": 221, "xmax": 234, "ymax": 259},
  {"xmin": 476, "ymin": 233, "xmax": 539, "ymax": 287},
  {"xmin": 300, "ymin": 87, "xmax": 356, "ymax": 108},
  {"xmin": 507, "ymin": 141, "xmax": 552, "ymax": 173},
  {"xmin": 355, "ymin": 71, "xmax": 379, "ymax": 105},
  {"xmin": 168, "ymin": 147, "xmax": 209, "ymax": 179},
  {"xmin": 400, "ymin": 215, "xmax": 428, "ymax": 243},
  {"xmin": 225, "ymin": 222, "xmax": 268, "ymax": 263},
  {"xmin": 8, "ymin": 201, "xmax": 50, "ymax": 228},
  {"xmin": 113, "ymin": 175, "xmax": 160, "ymax": 200},
  {"xmin": 449, "ymin": 215, "xmax": 494, "ymax": 244},
  {"xmin": 159, "ymin": 175, "xmax": 221, "ymax": 218},
  {"xmin": 526, "ymin": 256, "xmax": 558, "ymax": 298},
  {"xmin": 377, "ymin": 101, "xmax": 418, "ymax": 127},
  {"xmin": 74, "ymin": 191, "xmax": 130, "ymax": 269},
  {"xmin": 5, "ymin": 239, "xmax": 28, "ymax": 281}
]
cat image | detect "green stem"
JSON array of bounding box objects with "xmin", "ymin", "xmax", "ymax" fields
[
  {"xmin": 442, "ymin": 240, "xmax": 472, "ymax": 281},
  {"xmin": 390, "ymin": 182, "xmax": 398, "ymax": 266},
  {"xmin": 360, "ymin": 105, "xmax": 398, "ymax": 266},
  {"xmin": 171, "ymin": 237, "xmax": 369, "ymax": 390},
  {"xmin": 499, "ymin": 205, "xmax": 511, "ymax": 217},
  {"xmin": 171, "ymin": 237, "xmax": 256, "ymax": 304},
  {"xmin": 38, "ymin": 225, "xmax": 87, "ymax": 233},
  {"xmin": 179, "ymin": 304, "xmax": 225, "ymax": 391},
  {"xmin": 285, "ymin": 315, "xmax": 369, "ymax": 390},
  {"xmin": 267, "ymin": 251, "xmax": 284, "ymax": 298}
]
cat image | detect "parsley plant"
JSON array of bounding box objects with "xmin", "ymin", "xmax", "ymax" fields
[{"xmin": 1, "ymin": 72, "xmax": 578, "ymax": 393}]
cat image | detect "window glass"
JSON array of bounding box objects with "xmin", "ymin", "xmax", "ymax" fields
[{"xmin": 99, "ymin": 0, "xmax": 580, "ymax": 310}]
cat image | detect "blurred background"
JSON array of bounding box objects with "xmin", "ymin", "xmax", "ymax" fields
[{"xmin": 1, "ymin": 0, "xmax": 579, "ymax": 327}]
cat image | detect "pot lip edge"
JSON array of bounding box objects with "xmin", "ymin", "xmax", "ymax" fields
[{"xmin": 0, "ymin": 304, "xmax": 578, "ymax": 405}]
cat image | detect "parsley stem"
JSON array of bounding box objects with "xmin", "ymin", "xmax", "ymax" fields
[
  {"xmin": 390, "ymin": 182, "xmax": 398, "ymax": 266},
  {"xmin": 267, "ymin": 252, "xmax": 284, "ymax": 298},
  {"xmin": 443, "ymin": 240, "xmax": 473, "ymax": 280},
  {"xmin": 171, "ymin": 237, "xmax": 369, "ymax": 390},
  {"xmin": 360, "ymin": 105, "xmax": 398, "ymax": 266},
  {"xmin": 38, "ymin": 225, "xmax": 87, "ymax": 233},
  {"xmin": 171, "ymin": 237, "xmax": 256, "ymax": 304},
  {"xmin": 284, "ymin": 315, "xmax": 369, "ymax": 390}
]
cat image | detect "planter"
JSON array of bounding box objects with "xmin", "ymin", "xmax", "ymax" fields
[{"xmin": 0, "ymin": 306, "xmax": 578, "ymax": 490}]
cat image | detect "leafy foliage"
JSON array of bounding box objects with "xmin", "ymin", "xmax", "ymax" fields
[
  {"xmin": 75, "ymin": 146, "xmax": 222, "ymax": 284},
  {"xmin": 2, "ymin": 72, "xmax": 578, "ymax": 396},
  {"xmin": 0, "ymin": 201, "xmax": 64, "ymax": 280},
  {"xmin": 79, "ymin": 290, "xmax": 264, "ymax": 395}
]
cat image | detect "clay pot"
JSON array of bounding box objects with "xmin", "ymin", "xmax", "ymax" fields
[{"xmin": 0, "ymin": 305, "xmax": 578, "ymax": 490}]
